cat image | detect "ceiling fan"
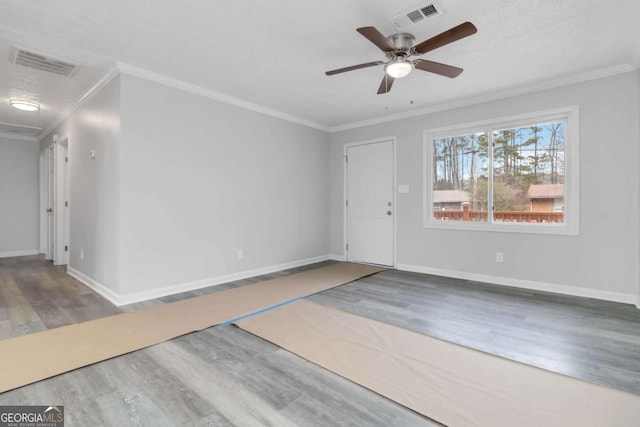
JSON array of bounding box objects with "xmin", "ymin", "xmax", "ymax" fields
[{"xmin": 325, "ymin": 22, "xmax": 477, "ymax": 94}]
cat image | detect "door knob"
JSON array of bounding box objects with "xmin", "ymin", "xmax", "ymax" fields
[
  {"xmin": 46, "ymin": 208, "xmax": 52, "ymax": 213},
  {"xmin": 387, "ymin": 210, "xmax": 392, "ymax": 216}
]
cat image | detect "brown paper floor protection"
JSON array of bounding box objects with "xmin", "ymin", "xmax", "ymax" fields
[
  {"xmin": 236, "ymin": 299, "xmax": 640, "ymax": 427},
  {"xmin": 0, "ymin": 262, "xmax": 383, "ymax": 393}
]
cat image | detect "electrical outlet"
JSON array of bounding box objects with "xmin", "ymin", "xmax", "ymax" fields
[
  {"xmin": 495, "ymin": 252, "xmax": 504, "ymax": 263},
  {"xmin": 237, "ymin": 249, "xmax": 244, "ymax": 260},
  {"xmin": 80, "ymin": 249, "xmax": 84, "ymax": 260}
]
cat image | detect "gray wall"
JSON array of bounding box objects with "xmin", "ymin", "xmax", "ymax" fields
[
  {"xmin": 38, "ymin": 68, "xmax": 639, "ymax": 303},
  {"xmin": 330, "ymin": 71, "xmax": 640, "ymax": 299},
  {"xmin": 41, "ymin": 76, "xmax": 122, "ymax": 293},
  {"xmin": 117, "ymin": 74, "xmax": 330, "ymax": 294},
  {"xmin": 0, "ymin": 137, "xmax": 39, "ymax": 255}
]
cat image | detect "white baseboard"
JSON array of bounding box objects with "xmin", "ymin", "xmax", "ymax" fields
[
  {"xmin": 0, "ymin": 249, "xmax": 40, "ymax": 258},
  {"xmin": 67, "ymin": 267, "xmax": 121, "ymax": 306},
  {"xmin": 68, "ymin": 255, "xmax": 332, "ymax": 307},
  {"xmin": 329, "ymin": 253, "xmax": 345, "ymax": 261},
  {"xmin": 397, "ymin": 263, "xmax": 638, "ymax": 306}
]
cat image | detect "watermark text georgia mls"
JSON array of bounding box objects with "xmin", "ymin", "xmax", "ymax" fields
[{"xmin": 0, "ymin": 405, "xmax": 64, "ymax": 427}]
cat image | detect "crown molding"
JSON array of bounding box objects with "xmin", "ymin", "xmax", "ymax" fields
[
  {"xmin": 330, "ymin": 63, "xmax": 639, "ymax": 132},
  {"xmin": 116, "ymin": 62, "xmax": 330, "ymax": 132},
  {"xmin": 0, "ymin": 131, "xmax": 38, "ymax": 142},
  {"xmin": 37, "ymin": 64, "xmax": 121, "ymax": 140}
]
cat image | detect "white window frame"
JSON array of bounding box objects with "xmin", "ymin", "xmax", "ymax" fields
[{"xmin": 423, "ymin": 106, "xmax": 579, "ymax": 235}]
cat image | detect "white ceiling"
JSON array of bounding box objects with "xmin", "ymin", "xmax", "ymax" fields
[{"xmin": 1, "ymin": 0, "xmax": 639, "ymax": 139}]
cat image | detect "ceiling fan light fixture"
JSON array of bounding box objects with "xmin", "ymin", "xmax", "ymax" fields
[
  {"xmin": 9, "ymin": 99, "xmax": 40, "ymax": 112},
  {"xmin": 385, "ymin": 59, "xmax": 413, "ymax": 78},
  {"xmin": 326, "ymin": 22, "xmax": 476, "ymax": 94}
]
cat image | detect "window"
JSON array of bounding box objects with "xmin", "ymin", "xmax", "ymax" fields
[{"xmin": 424, "ymin": 107, "xmax": 579, "ymax": 235}]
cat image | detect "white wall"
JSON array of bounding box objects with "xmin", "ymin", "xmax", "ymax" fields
[
  {"xmin": 41, "ymin": 76, "xmax": 122, "ymax": 293},
  {"xmin": 0, "ymin": 137, "xmax": 39, "ymax": 256},
  {"xmin": 117, "ymin": 74, "xmax": 330, "ymax": 295},
  {"xmin": 330, "ymin": 71, "xmax": 640, "ymax": 301}
]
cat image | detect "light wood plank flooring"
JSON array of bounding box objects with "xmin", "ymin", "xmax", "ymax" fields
[
  {"xmin": 2, "ymin": 255, "xmax": 640, "ymax": 425},
  {"xmin": 0, "ymin": 256, "xmax": 439, "ymax": 426},
  {"xmin": 310, "ymin": 270, "xmax": 640, "ymax": 396}
]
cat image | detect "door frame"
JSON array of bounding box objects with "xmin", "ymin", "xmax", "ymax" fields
[{"xmin": 343, "ymin": 137, "xmax": 397, "ymax": 267}]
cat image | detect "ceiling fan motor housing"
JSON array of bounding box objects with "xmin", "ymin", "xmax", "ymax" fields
[{"xmin": 386, "ymin": 33, "xmax": 415, "ymax": 57}]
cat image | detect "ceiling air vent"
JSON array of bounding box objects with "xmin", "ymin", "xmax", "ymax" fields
[
  {"xmin": 421, "ymin": 4, "xmax": 438, "ymax": 17},
  {"xmin": 406, "ymin": 10, "xmax": 424, "ymax": 24},
  {"xmin": 12, "ymin": 47, "xmax": 79, "ymax": 77},
  {"xmin": 391, "ymin": 2, "xmax": 444, "ymax": 29},
  {"xmin": 0, "ymin": 122, "xmax": 42, "ymax": 137}
]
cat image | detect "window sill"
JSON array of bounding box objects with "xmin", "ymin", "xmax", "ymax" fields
[{"xmin": 423, "ymin": 219, "xmax": 579, "ymax": 236}]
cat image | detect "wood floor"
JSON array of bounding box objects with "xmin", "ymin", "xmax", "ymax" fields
[
  {"xmin": 311, "ymin": 270, "xmax": 640, "ymax": 396},
  {"xmin": 0, "ymin": 257, "xmax": 439, "ymax": 426},
  {"xmin": 1, "ymin": 255, "xmax": 640, "ymax": 426}
]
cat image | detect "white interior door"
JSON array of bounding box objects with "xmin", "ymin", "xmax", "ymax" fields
[
  {"xmin": 46, "ymin": 145, "xmax": 55, "ymax": 261},
  {"xmin": 346, "ymin": 140, "xmax": 394, "ymax": 266},
  {"xmin": 63, "ymin": 147, "xmax": 69, "ymax": 264},
  {"xmin": 54, "ymin": 140, "xmax": 69, "ymax": 265}
]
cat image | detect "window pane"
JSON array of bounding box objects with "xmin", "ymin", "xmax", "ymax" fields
[
  {"xmin": 432, "ymin": 132, "xmax": 489, "ymax": 222},
  {"xmin": 492, "ymin": 122, "xmax": 565, "ymax": 223}
]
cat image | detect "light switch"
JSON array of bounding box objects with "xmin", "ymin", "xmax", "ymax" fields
[{"xmin": 398, "ymin": 185, "xmax": 410, "ymax": 193}]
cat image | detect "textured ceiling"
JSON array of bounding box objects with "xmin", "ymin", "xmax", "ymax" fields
[{"xmin": 0, "ymin": 0, "xmax": 639, "ymax": 138}]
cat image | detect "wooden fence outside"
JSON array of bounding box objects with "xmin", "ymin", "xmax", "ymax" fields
[{"xmin": 433, "ymin": 205, "xmax": 564, "ymax": 223}]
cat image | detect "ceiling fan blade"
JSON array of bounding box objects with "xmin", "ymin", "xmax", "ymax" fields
[
  {"xmin": 356, "ymin": 27, "xmax": 396, "ymax": 53},
  {"xmin": 377, "ymin": 74, "xmax": 395, "ymax": 94},
  {"xmin": 414, "ymin": 59, "xmax": 464, "ymax": 78},
  {"xmin": 325, "ymin": 61, "xmax": 383, "ymax": 76},
  {"xmin": 413, "ymin": 22, "xmax": 477, "ymax": 55}
]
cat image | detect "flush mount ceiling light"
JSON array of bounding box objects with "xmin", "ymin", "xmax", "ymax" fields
[
  {"xmin": 385, "ymin": 59, "xmax": 413, "ymax": 78},
  {"xmin": 9, "ymin": 99, "xmax": 40, "ymax": 112}
]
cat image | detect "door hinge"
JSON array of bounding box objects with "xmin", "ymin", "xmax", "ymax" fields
[
  {"xmin": 346, "ymin": 200, "xmax": 348, "ymax": 207},
  {"xmin": 64, "ymin": 245, "xmax": 68, "ymax": 252},
  {"xmin": 65, "ymin": 156, "xmax": 68, "ymax": 163},
  {"xmin": 65, "ymin": 201, "xmax": 68, "ymax": 207},
  {"xmin": 346, "ymin": 243, "xmax": 348, "ymax": 251},
  {"xmin": 345, "ymin": 156, "xmax": 348, "ymax": 163}
]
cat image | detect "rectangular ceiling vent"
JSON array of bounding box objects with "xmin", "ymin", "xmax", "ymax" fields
[
  {"xmin": 391, "ymin": 2, "xmax": 444, "ymax": 29},
  {"xmin": 12, "ymin": 47, "xmax": 79, "ymax": 77},
  {"xmin": 0, "ymin": 122, "xmax": 42, "ymax": 137}
]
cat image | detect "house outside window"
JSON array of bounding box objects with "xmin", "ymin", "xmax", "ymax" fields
[
  {"xmin": 424, "ymin": 107, "xmax": 579, "ymax": 235},
  {"xmin": 433, "ymin": 190, "xmax": 471, "ymax": 211},
  {"xmin": 527, "ymin": 184, "xmax": 564, "ymax": 212}
]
